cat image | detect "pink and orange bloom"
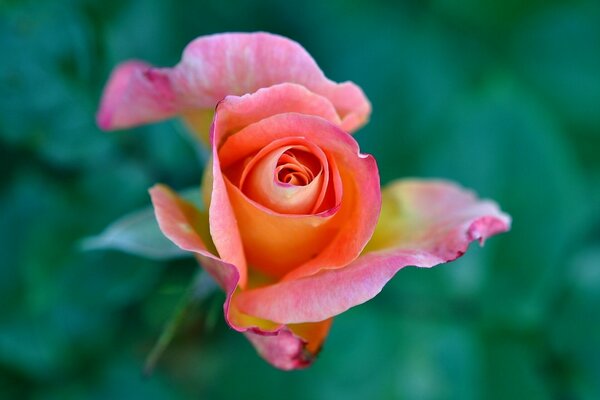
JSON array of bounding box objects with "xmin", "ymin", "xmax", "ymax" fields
[{"xmin": 97, "ymin": 32, "xmax": 510, "ymax": 370}]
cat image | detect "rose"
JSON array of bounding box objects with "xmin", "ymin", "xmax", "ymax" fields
[
  {"xmin": 151, "ymin": 82, "xmax": 380, "ymax": 369},
  {"xmin": 97, "ymin": 32, "xmax": 511, "ymax": 370}
]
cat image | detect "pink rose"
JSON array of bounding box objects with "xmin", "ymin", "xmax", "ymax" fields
[{"xmin": 98, "ymin": 32, "xmax": 510, "ymax": 370}]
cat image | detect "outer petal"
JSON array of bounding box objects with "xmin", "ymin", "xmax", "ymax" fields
[
  {"xmin": 245, "ymin": 319, "xmax": 333, "ymax": 370},
  {"xmin": 97, "ymin": 32, "xmax": 370, "ymax": 133},
  {"xmin": 214, "ymin": 83, "xmax": 342, "ymax": 150},
  {"xmin": 208, "ymin": 139, "xmax": 249, "ymax": 288},
  {"xmin": 97, "ymin": 61, "xmax": 178, "ymax": 130},
  {"xmin": 149, "ymin": 184, "xmax": 239, "ymax": 297},
  {"xmin": 244, "ymin": 330, "xmax": 310, "ymax": 370},
  {"xmin": 235, "ymin": 180, "xmax": 511, "ymax": 324},
  {"xmin": 149, "ymin": 184, "xmax": 331, "ymax": 369}
]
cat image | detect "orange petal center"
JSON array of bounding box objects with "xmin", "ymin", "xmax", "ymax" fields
[{"xmin": 231, "ymin": 138, "xmax": 335, "ymax": 215}]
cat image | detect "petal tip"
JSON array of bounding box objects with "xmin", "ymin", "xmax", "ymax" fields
[
  {"xmin": 95, "ymin": 109, "xmax": 112, "ymax": 131},
  {"xmin": 470, "ymin": 213, "xmax": 512, "ymax": 246},
  {"xmin": 244, "ymin": 329, "xmax": 315, "ymax": 370}
]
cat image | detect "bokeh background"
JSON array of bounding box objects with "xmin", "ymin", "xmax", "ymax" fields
[{"xmin": 2, "ymin": 0, "xmax": 599, "ymax": 398}]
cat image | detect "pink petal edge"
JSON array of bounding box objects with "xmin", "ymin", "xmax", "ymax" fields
[
  {"xmin": 96, "ymin": 61, "xmax": 178, "ymax": 130},
  {"xmin": 234, "ymin": 179, "xmax": 511, "ymax": 324},
  {"xmin": 97, "ymin": 32, "xmax": 370, "ymax": 133}
]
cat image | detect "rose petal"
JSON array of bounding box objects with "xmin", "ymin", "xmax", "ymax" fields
[
  {"xmin": 97, "ymin": 32, "xmax": 370, "ymax": 134},
  {"xmin": 235, "ymin": 179, "xmax": 511, "ymax": 324},
  {"xmin": 208, "ymin": 143, "xmax": 249, "ymax": 287},
  {"xmin": 149, "ymin": 184, "xmax": 330, "ymax": 369},
  {"xmin": 96, "ymin": 61, "xmax": 178, "ymax": 130},
  {"xmin": 214, "ymin": 83, "xmax": 342, "ymax": 152},
  {"xmin": 244, "ymin": 319, "xmax": 332, "ymax": 370}
]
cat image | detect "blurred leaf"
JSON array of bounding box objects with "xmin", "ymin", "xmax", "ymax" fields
[
  {"xmin": 312, "ymin": 308, "xmax": 482, "ymax": 400},
  {"xmin": 81, "ymin": 206, "xmax": 187, "ymax": 260},
  {"xmin": 0, "ymin": 1, "xmax": 113, "ymax": 168},
  {"xmin": 86, "ymin": 355, "xmax": 186, "ymax": 400},
  {"xmin": 81, "ymin": 187, "xmax": 202, "ymax": 260},
  {"xmin": 0, "ymin": 316, "xmax": 68, "ymax": 380},
  {"xmin": 432, "ymin": 0, "xmax": 557, "ymax": 32},
  {"xmin": 511, "ymin": 2, "xmax": 600, "ymax": 132},
  {"xmin": 549, "ymin": 244, "xmax": 600, "ymax": 398},
  {"xmin": 483, "ymin": 335, "xmax": 550, "ymax": 400}
]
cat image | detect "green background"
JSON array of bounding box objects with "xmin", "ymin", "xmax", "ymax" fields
[{"xmin": 2, "ymin": 0, "xmax": 599, "ymax": 398}]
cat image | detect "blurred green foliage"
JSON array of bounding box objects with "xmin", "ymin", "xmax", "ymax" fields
[{"xmin": 1, "ymin": 0, "xmax": 599, "ymax": 398}]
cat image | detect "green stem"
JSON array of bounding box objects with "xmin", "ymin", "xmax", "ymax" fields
[{"xmin": 143, "ymin": 271, "xmax": 216, "ymax": 376}]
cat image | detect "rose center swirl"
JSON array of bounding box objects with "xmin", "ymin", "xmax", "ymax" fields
[
  {"xmin": 275, "ymin": 149, "xmax": 321, "ymax": 187},
  {"xmin": 224, "ymin": 137, "xmax": 339, "ymax": 215}
]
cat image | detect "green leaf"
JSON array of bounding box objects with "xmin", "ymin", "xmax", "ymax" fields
[{"xmin": 81, "ymin": 188, "xmax": 203, "ymax": 261}]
